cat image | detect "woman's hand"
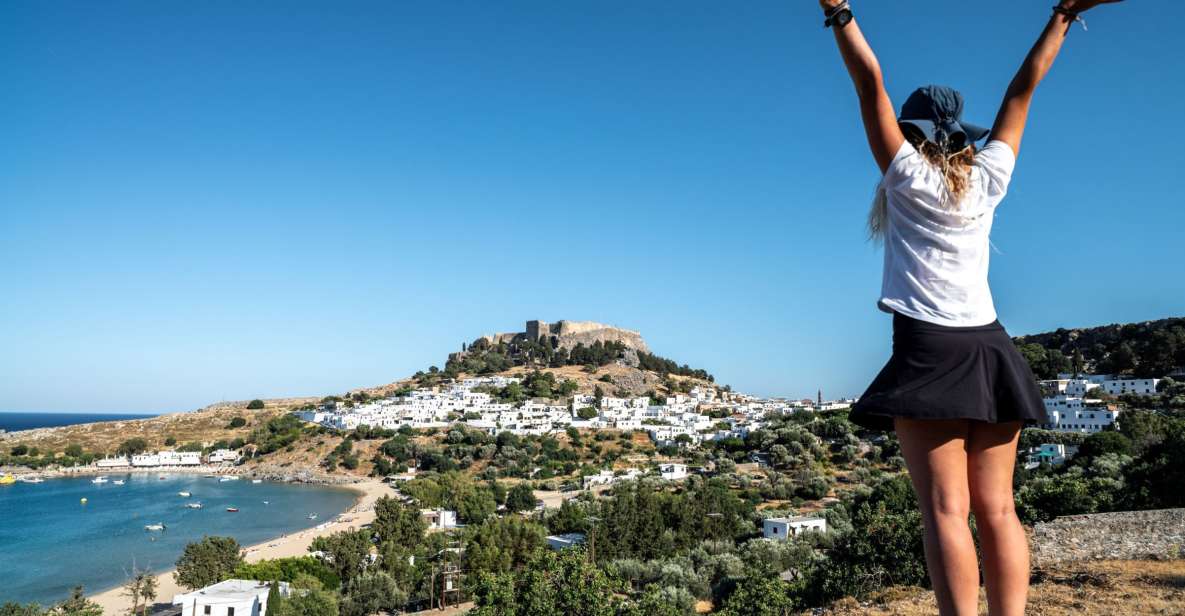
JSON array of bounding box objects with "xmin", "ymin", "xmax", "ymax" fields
[
  {"xmin": 819, "ymin": 0, "xmax": 845, "ymax": 10},
  {"xmin": 1057, "ymin": 0, "xmax": 1125, "ymax": 13}
]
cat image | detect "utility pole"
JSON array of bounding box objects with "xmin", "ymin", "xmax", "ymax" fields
[{"xmin": 586, "ymin": 515, "xmax": 601, "ymax": 565}]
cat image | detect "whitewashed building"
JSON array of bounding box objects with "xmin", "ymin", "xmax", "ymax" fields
[
  {"xmin": 1101, "ymin": 378, "xmax": 1160, "ymax": 397},
  {"xmin": 546, "ymin": 533, "xmax": 587, "ymax": 551},
  {"xmin": 96, "ymin": 456, "xmax": 130, "ymax": 468},
  {"xmin": 208, "ymin": 449, "xmax": 241, "ymax": 464},
  {"xmin": 173, "ymin": 579, "xmax": 287, "ymax": 616},
  {"xmin": 1042, "ymin": 396, "xmax": 1119, "ymax": 433},
  {"xmin": 763, "ymin": 516, "xmax": 827, "ymax": 540},
  {"xmin": 421, "ymin": 508, "xmax": 458, "ymax": 529},
  {"xmin": 659, "ymin": 463, "xmax": 688, "ymax": 481}
]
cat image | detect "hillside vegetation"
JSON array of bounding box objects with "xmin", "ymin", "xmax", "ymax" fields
[{"xmin": 1014, "ymin": 317, "xmax": 1185, "ymax": 379}]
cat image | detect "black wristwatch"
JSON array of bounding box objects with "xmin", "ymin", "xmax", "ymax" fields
[{"xmin": 824, "ymin": 8, "xmax": 853, "ymax": 30}]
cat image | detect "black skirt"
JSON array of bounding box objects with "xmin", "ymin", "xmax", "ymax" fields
[{"xmin": 848, "ymin": 312, "xmax": 1046, "ymax": 432}]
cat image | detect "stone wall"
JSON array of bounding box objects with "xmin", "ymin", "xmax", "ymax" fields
[
  {"xmin": 464, "ymin": 320, "xmax": 650, "ymax": 356},
  {"xmin": 1029, "ymin": 508, "xmax": 1185, "ymax": 566}
]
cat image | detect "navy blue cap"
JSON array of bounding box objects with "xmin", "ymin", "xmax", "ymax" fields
[{"xmin": 898, "ymin": 85, "xmax": 990, "ymax": 149}]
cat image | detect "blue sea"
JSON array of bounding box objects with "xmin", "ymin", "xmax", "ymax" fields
[
  {"xmin": 0, "ymin": 474, "xmax": 358, "ymax": 606},
  {"xmin": 0, "ymin": 411, "xmax": 157, "ymax": 432}
]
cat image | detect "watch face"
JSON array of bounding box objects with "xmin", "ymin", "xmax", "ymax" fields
[{"xmin": 836, "ymin": 10, "xmax": 853, "ymax": 27}]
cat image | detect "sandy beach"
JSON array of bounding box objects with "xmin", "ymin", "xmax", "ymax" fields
[{"xmin": 89, "ymin": 479, "xmax": 390, "ymax": 615}]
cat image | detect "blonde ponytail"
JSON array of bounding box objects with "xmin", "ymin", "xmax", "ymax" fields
[{"xmin": 868, "ymin": 137, "xmax": 976, "ymax": 241}]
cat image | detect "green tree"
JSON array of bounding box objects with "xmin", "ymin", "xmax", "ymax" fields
[
  {"xmin": 64, "ymin": 444, "xmax": 83, "ymax": 458},
  {"xmin": 1122, "ymin": 424, "xmax": 1185, "ymax": 509},
  {"xmin": 465, "ymin": 517, "xmax": 547, "ymax": 577},
  {"xmin": 233, "ymin": 556, "xmax": 340, "ymax": 590},
  {"xmin": 812, "ymin": 475, "xmax": 926, "ymax": 602},
  {"xmin": 116, "ymin": 438, "xmax": 150, "ymax": 456},
  {"xmin": 719, "ymin": 577, "xmax": 796, "ymax": 616},
  {"xmin": 272, "ymin": 575, "xmax": 339, "ymax": 616},
  {"xmin": 470, "ymin": 548, "xmax": 619, "ymax": 616},
  {"xmin": 53, "ymin": 587, "xmax": 103, "ymax": 616},
  {"xmin": 372, "ymin": 496, "xmax": 427, "ymax": 547},
  {"xmin": 340, "ymin": 571, "xmax": 405, "ymax": 616},
  {"xmin": 0, "ymin": 603, "xmax": 43, "ymax": 616},
  {"xmin": 1073, "ymin": 431, "xmax": 1133, "ymax": 466},
  {"xmin": 174, "ymin": 536, "xmax": 244, "ymax": 591},
  {"xmin": 265, "ymin": 582, "xmax": 283, "ymax": 615},
  {"xmin": 122, "ymin": 565, "xmax": 157, "ymax": 616},
  {"xmin": 505, "ymin": 483, "xmax": 537, "ymax": 513},
  {"xmin": 310, "ymin": 529, "xmax": 372, "ymax": 584},
  {"xmin": 227, "ymin": 416, "xmax": 247, "ymax": 428},
  {"xmin": 247, "ymin": 399, "xmax": 266, "ymax": 410}
]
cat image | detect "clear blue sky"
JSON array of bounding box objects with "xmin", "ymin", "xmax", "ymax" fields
[{"xmin": 2, "ymin": 1, "xmax": 1181, "ymax": 413}]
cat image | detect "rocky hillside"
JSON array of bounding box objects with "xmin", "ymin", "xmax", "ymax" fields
[
  {"xmin": 809, "ymin": 559, "xmax": 1185, "ymax": 615},
  {"xmin": 1, "ymin": 398, "xmax": 310, "ymax": 454},
  {"xmin": 1013, "ymin": 316, "xmax": 1185, "ymax": 379}
]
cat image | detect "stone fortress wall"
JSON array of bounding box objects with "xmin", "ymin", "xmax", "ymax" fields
[{"xmin": 466, "ymin": 320, "xmax": 650, "ymax": 354}]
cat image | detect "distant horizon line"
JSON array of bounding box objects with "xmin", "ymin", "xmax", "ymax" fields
[{"xmin": 0, "ymin": 410, "xmax": 162, "ymax": 416}]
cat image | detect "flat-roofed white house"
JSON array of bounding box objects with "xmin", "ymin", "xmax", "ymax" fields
[
  {"xmin": 131, "ymin": 453, "xmax": 161, "ymax": 467},
  {"xmin": 208, "ymin": 449, "xmax": 241, "ymax": 464},
  {"xmin": 173, "ymin": 579, "xmax": 287, "ymax": 616},
  {"xmin": 763, "ymin": 516, "xmax": 827, "ymax": 540},
  {"xmin": 1101, "ymin": 378, "xmax": 1160, "ymax": 396},
  {"xmin": 659, "ymin": 463, "xmax": 688, "ymax": 481},
  {"xmin": 96, "ymin": 456, "xmax": 130, "ymax": 468},
  {"xmin": 546, "ymin": 532, "xmax": 587, "ymax": 551},
  {"xmin": 421, "ymin": 508, "xmax": 458, "ymax": 529}
]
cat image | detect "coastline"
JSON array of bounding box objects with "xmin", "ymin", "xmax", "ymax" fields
[
  {"xmin": 7, "ymin": 464, "xmax": 361, "ymax": 486},
  {"xmin": 88, "ymin": 478, "xmax": 389, "ymax": 615}
]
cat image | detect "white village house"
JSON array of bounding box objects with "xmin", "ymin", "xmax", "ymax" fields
[
  {"xmin": 763, "ymin": 516, "xmax": 827, "ymax": 540},
  {"xmin": 173, "ymin": 579, "xmax": 288, "ymax": 616},
  {"xmin": 421, "ymin": 508, "xmax": 458, "ymax": 530}
]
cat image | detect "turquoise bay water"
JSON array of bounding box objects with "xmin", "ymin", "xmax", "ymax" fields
[{"xmin": 0, "ymin": 474, "xmax": 357, "ymax": 606}]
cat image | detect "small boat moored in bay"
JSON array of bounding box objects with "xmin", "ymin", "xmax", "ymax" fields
[
  {"xmin": 144, "ymin": 523, "xmax": 166, "ymax": 531},
  {"xmin": 226, "ymin": 507, "xmax": 239, "ymax": 512},
  {"xmin": 91, "ymin": 476, "xmax": 109, "ymax": 484},
  {"xmin": 219, "ymin": 475, "xmax": 240, "ymax": 482},
  {"xmin": 113, "ymin": 479, "xmax": 125, "ymax": 485},
  {"xmin": 178, "ymin": 491, "xmax": 191, "ymax": 497},
  {"xmin": 185, "ymin": 502, "xmax": 203, "ymax": 509}
]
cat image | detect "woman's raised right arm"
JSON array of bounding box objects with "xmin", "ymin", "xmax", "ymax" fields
[{"xmin": 990, "ymin": 0, "xmax": 1125, "ymax": 157}]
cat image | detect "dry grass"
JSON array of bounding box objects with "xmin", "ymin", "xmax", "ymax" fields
[
  {"xmin": 3, "ymin": 399, "xmax": 311, "ymax": 454},
  {"xmin": 808, "ymin": 560, "xmax": 1185, "ymax": 615}
]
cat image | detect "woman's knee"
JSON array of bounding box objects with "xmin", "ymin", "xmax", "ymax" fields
[
  {"xmin": 926, "ymin": 488, "xmax": 971, "ymax": 521},
  {"xmin": 970, "ymin": 495, "xmax": 1018, "ymax": 525}
]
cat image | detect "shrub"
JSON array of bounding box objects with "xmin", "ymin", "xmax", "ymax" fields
[{"xmin": 246, "ymin": 399, "xmax": 265, "ymax": 410}]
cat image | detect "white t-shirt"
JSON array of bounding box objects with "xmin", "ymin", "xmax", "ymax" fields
[{"xmin": 876, "ymin": 140, "xmax": 1016, "ymax": 327}]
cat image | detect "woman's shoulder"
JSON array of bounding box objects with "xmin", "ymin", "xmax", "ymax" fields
[{"xmin": 973, "ymin": 140, "xmax": 1018, "ymax": 196}]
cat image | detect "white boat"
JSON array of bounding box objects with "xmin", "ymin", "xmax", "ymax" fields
[
  {"xmin": 18, "ymin": 477, "xmax": 45, "ymax": 484},
  {"xmin": 218, "ymin": 475, "xmax": 240, "ymax": 482},
  {"xmin": 91, "ymin": 476, "xmax": 109, "ymax": 484},
  {"xmin": 307, "ymin": 513, "xmax": 318, "ymax": 520},
  {"xmin": 178, "ymin": 491, "xmax": 191, "ymax": 497},
  {"xmin": 251, "ymin": 479, "xmax": 263, "ymax": 484},
  {"xmin": 185, "ymin": 502, "xmax": 203, "ymax": 509},
  {"xmin": 144, "ymin": 523, "xmax": 166, "ymax": 531},
  {"xmin": 113, "ymin": 479, "xmax": 125, "ymax": 485}
]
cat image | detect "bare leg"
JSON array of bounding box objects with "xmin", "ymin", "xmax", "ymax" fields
[
  {"xmin": 894, "ymin": 417, "xmax": 980, "ymax": 616},
  {"xmin": 967, "ymin": 420, "xmax": 1028, "ymax": 616}
]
